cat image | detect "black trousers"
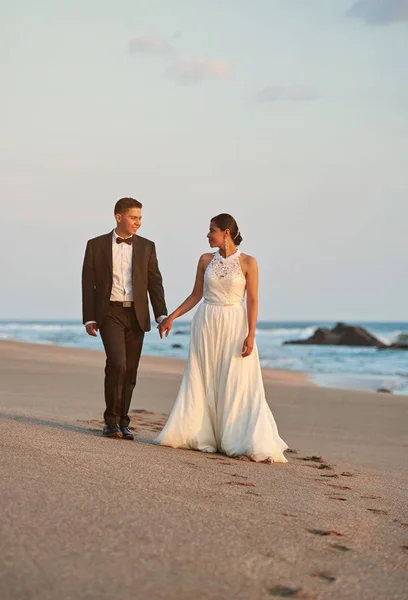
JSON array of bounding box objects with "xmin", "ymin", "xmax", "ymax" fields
[{"xmin": 99, "ymin": 304, "xmax": 145, "ymax": 427}]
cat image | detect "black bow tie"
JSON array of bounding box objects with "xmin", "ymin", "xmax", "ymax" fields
[{"xmin": 116, "ymin": 236, "xmax": 133, "ymax": 245}]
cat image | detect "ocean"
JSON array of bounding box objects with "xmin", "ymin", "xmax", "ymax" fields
[{"xmin": 1, "ymin": 320, "xmax": 407, "ymax": 395}]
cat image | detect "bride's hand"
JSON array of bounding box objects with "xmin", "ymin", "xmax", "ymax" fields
[
  {"xmin": 158, "ymin": 317, "xmax": 173, "ymax": 339},
  {"xmin": 242, "ymin": 335, "xmax": 255, "ymax": 358}
]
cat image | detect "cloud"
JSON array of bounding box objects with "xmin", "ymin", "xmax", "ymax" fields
[
  {"xmin": 346, "ymin": 0, "xmax": 408, "ymax": 26},
  {"xmin": 257, "ymin": 85, "xmax": 320, "ymax": 103},
  {"xmin": 129, "ymin": 36, "xmax": 173, "ymax": 55},
  {"xmin": 167, "ymin": 58, "xmax": 231, "ymax": 84}
]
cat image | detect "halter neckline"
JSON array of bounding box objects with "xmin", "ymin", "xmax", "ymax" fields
[{"xmin": 215, "ymin": 249, "xmax": 241, "ymax": 263}]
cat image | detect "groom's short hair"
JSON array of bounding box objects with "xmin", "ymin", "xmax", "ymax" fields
[{"xmin": 114, "ymin": 197, "xmax": 143, "ymax": 215}]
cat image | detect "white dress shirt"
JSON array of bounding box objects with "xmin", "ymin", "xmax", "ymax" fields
[
  {"xmin": 85, "ymin": 230, "xmax": 167, "ymax": 327},
  {"xmin": 111, "ymin": 229, "xmax": 134, "ymax": 302}
]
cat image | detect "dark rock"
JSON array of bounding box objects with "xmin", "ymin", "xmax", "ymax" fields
[
  {"xmin": 378, "ymin": 343, "xmax": 408, "ymax": 351},
  {"xmin": 171, "ymin": 343, "xmax": 183, "ymax": 349},
  {"xmin": 283, "ymin": 322, "xmax": 387, "ymax": 348},
  {"xmin": 377, "ymin": 388, "xmax": 393, "ymax": 393}
]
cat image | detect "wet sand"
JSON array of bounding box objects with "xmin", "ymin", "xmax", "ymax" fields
[{"xmin": 1, "ymin": 340, "xmax": 407, "ymax": 599}]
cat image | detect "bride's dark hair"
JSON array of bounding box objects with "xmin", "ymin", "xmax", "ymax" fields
[{"xmin": 211, "ymin": 213, "xmax": 243, "ymax": 246}]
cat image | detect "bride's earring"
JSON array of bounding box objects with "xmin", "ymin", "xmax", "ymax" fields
[{"xmin": 224, "ymin": 236, "xmax": 227, "ymax": 254}]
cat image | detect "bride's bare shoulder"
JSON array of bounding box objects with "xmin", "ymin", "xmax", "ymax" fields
[
  {"xmin": 199, "ymin": 252, "xmax": 215, "ymax": 261},
  {"xmin": 240, "ymin": 253, "xmax": 257, "ymax": 266},
  {"xmin": 239, "ymin": 253, "xmax": 258, "ymax": 277},
  {"xmin": 198, "ymin": 253, "xmax": 215, "ymax": 267}
]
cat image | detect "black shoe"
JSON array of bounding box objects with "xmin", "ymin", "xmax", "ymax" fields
[
  {"xmin": 103, "ymin": 424, "xmax": 123, "ymax": 439},
  {"xmin": 120, "ymin": 426, "xmax": 134, "ymax": 440}
]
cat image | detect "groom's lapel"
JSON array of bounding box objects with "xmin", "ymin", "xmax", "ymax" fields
[
  {"xmin": 102, "ymin": 232, "xmax": 113, "ymax": 275},
  {"xmin": 131, "ymin": 235, "xmax": 144, "ymax": 283}
]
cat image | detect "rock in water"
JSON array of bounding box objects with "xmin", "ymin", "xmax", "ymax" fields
[
  {"xmin": 378, "ymin": 343, "xmax": 408, "ymax": 351},
  {"xmin": 283, "ymin": 322, "xmax": 387, "ymax": 348}
]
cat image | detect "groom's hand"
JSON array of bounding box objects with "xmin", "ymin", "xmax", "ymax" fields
[{"xmin": 85, "ymin": 323, "xmax": 99, "ymax": 337}]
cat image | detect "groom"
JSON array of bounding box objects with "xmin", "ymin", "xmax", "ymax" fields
[{"xmin": 82, "ymin": 197, "xmax": 167, "ymax": 439}]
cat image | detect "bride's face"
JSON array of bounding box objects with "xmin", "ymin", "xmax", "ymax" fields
[{"xmin": 207, "ymin": 221, "xmax": 225, "ymax": 248}]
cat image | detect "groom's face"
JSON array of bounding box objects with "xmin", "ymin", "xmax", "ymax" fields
[{"xmin": 115, "ymin": 207, "xmax": 142, "ymax": 237}]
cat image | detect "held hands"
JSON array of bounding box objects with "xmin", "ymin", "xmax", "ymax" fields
[
  {"xmin": 242, "ymin": 335, "xmax": 255, "ymax": 358},
  {"xmin": 158, "ymin": 317, "xmax": 173, "ymax": 339},
  {"xmin": 85, "ymin": 323, "xmax": 99, "ymax": 337}
]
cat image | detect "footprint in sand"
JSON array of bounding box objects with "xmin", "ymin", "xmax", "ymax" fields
[
  {"xmin": 268, "ymin": 585, "xmax": 302, "ymax": 597},
  {"xmin": 331, "ymin": 543, "xmax": 351, "ymax": 552},
  {"xmin": 367, "ymin": 508, "xmax": 388, "ymax": 515},
  {"xmin": 340, "ymin": 472, "xmax": 355, "ymax": 477},
  {"xmin": 296, "ymin": 455, "xmax": 332, "ymax": 468},
  {"xmin": 269, "ymin": 587, "xmax": 315, "ymax": 599},
  {"xmin": 312, "ymin": 572, "xmax": 336, "ymax": 584},
  {"xmin": 227, "ymin": 481, "xmax": 256, "ymax": 488},
  {"xmin": 360, "ymin": 495, "xmax": 381, "ymax": 500},
  {"xmin": 320, "ymin": 473, "xmax": 339, "ymax": 478},
  {"xmin": 206, "ymin": 456, "xmax": 232, "ymax": 465},
  {"xmin": 300, "ymin": 458, "xmax": 333, "ymax": 469},
  {"xmin": 393, "ymin": 520, "xmax": 408, "ymax": 528},
  {"xmin": 327, "ymin": 496, "xmax": 348, "ymax": 501},
  {"xmin": 327, "ymin": 484, "xmax": 351, "ymax": 490},
  {"xmin": 298, "ymin": 461, "xmax": 333, "ymax": 471},
  {"xmin": 286, "ymin": 449, "xmax": 298, "ymax": 454},
  {"xmin": 228, "ymin": 473, "xmax": 248, "ymax": 479},
  {"xmin": 307, "ymin": 529, "xmax": 343, "ymax": 537}
]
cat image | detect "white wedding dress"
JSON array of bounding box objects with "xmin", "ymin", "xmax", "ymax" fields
[{"xmin": 155, "ymin": 250, "xmax": 288, "ymax": 463}]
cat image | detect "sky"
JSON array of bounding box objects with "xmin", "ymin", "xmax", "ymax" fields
[{"xmin": 1, "ymin": 0, "xmax": 407, "ymax": 321}]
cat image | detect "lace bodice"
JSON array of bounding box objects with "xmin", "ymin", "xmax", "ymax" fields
[{"xmin": 204, "ymin": 250, "xmax": 246, "ymax": 306}]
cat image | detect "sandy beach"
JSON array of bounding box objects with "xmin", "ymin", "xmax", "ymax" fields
[{"xmin": 1, "ymin": 340, "xmax": 407, "ymax": 599}]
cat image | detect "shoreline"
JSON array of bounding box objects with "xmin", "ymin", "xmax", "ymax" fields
[
  {"xmin": 0, "ymin": 339, "xmax": 314, "ymax": 387},
  {"xmin": 2, "ymin": 337, "xmax": 407, "ymax": 396},
  {"xmin": 1, "ymin": 338, "xmax": 407, "ymax": 468}
]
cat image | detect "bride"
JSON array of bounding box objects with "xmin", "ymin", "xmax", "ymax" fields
[{"xmin": 155, "ymin": 214, "xmax": 288, "ymax": 463}]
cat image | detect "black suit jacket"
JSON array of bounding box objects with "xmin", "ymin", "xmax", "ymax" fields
[{"xmin": 82, "ymin": 232, "xmax": 167, "ymax": 332}]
